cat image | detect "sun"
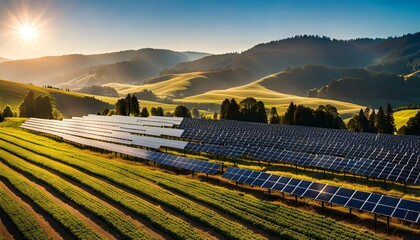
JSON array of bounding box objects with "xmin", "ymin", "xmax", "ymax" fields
[{"xmin": 19, "ymin": 24, "xmax": 37, "ymax": 42}]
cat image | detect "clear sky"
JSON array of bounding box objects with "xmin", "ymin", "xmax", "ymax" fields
[{"xmin": 0, "ymin": 0, "xmax": 419, "ymax": 60}]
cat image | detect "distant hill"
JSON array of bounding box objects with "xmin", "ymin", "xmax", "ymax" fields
[
  {"xmin": 178, "ymin": 80, "xmax": 363, "ymax": 116},
  {"xmin": 76, "ymin": 85, "xmax": 120, "ymax": 97},
  {"xmin": 0, "ymin": 57, "xmax": 10, "ymax": 63},
  {"xmin": 0, "ymin": 79, "xmax": 113, "ymax": 118},
  {"xmin": 0, "ymin": 49, "xmax": 210, "ymax": 87},
  {"xmin": 166, "ymin": 33, "xmax": 420, "ymax": 76},
  {"xmin": 105, "ymin": 68, "xmax": 256, "ymax": 98},
  {"xmin": 315, "ymin": 73, "xmax": 420, "ymax": 107}
]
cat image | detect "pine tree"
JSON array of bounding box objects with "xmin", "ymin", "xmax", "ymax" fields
[
  {"xmin": 140, "ymin": 107, "xmax": 149, "ymax": 117},
  {"xmin": 19, "ymin": 90, "xmax": 35, "ymax": 117},
  {"xmin": 150, "ymin": 107, "xmax": 158, "ymax": 116},
  {"xmin": 131, "ymin": 95, "xmax": 140, "ymax": 116},
  {"xmin": 2, "ymin": 105, "xmax": 13, "ymax": 118},
  {"xmin": 385, "ymin": 103, "xmax": 396, "ymax": 134},
  {"xmin": 115, "ymin": 99, "xmax": 126, "ymax": 115},
  {"xmin": 213, "ymin": 112, "xmax": 218, "ymax": 120},
  {"xmin": 283, "ymin": 102, "xmax": 296, "ymax": 125},
  {"xmin": 230, "ymin": 99, "xmax": 241, "ymax": 120},
  {"xmin": 125, "ymin": 94, "xmax": 131, "ymax": 116},
  {"xmin": 220, "ymin": 99, "xmax": 230, "ymax": 119},
  {"xmin": 156, "ymin": 107, "xmax": 164, "ymax": 116},
  {"xmin": 268, "ymin": 107, "xmax": 280, "ymax": 124},
  {"xmin": 256, "ymin": 101, "xmax": 267, "ymax": 123},
  {"xmin": 358, "ymin": 109, "xmax": 370, "ymax": 132},
  {"xmin": 368, "ymin": 109, "xmax": 376, "ymax": 133},
  {"xmin": 375, "ymin": 106, "xmax": 387, "ymax": 133},
  {"xmin": 33, "ymin": 96, "xmax": 53, "ymax": 119}
]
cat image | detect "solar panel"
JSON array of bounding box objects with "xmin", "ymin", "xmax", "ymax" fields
[
  {"xmin": 21, "ymin": 122, "xmax": 221, "ymax": 175},
  {"xmin": 222, "ymin": 167, "xmax": 420, "ymax": 223}
]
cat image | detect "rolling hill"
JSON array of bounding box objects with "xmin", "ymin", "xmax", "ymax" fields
[
  {"xmin": 0, "ymin": 79, "xmax": 113, "ymax": 118},
  {"xmin": 0, "ymin": 57, "xmax": 10, "ymax": 63},
  {"xmin": 104, "ymin": 68, "xmax": 256, "ymax": 98},
  {"xmin": 166, "ymin": 33, "xmax": 420, "ymax": 77},
  {"xmin": 179, "ymin": 80, "xmax": 363, "ymax": 116},
  {"xmin": 394, "ymin": 109, "xmax": 420, "ymax": 130},
  {"xmin": 0, "ymin": 49, "xmax": 209, "ymax": 87}
]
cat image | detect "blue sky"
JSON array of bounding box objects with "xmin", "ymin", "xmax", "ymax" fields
[{"xmin": 0, "ymin": 0, "xmax": 419, "ymax": 59}]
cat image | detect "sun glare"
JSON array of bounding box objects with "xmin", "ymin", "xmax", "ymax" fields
[{"xmin": 19, "ymin": 24, "xmax": 37, "ymax": 42}]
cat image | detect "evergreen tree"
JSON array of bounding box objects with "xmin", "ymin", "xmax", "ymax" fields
[
  {"xmin": 375, "ymin": 106, "xmax": 387, "ymax": 133},
  {"xmin": 405, "ymin": 111, "xmax": 420, "ymax": 135},
  {"xmin": 33, "ymin": 96, "xmax": 53, "ymax": 119},
  {"xmin": 150, "ymin": 107, "xmax": 158, "ymax": 116},
  {"xmin": 156, "ymin": 107, "xmax": 164, "ymax": 116},
  {"xmin": 230, "ymin": 99, "xmax": 241, "ymax": 120},
  {"xmin": 19, "ymin": 90, "xmax": 35, "ymax": 117},
  {"xmin": 384, "ymin": 103, "xmax": 396, "ymax": 134},
  {"xmin": 131, "ymin": 95, "xmax": 140, "ymax": 116},
  {"xmin": 283, "ymin": 102, "xmax": 297, "ymax": 125},
  {"xmin": 191, "ymin": 107, "xmax": 200, "ymax": 119},
  {"xmin": 213, "ymin": 112, "xmax": 218, "ymax": 120},
  {"xmin": 368, "ymin": 109, "xmax": 376, "ymax": 133},
  {"xmin": 140, "ymin": 107, "xmax": 149, "ymax": 117},
  {"xmin": 124, "ymin": 94, "xmax": 132, "ymax": 116},
  {"xmin": 293, "ymin": 105, "xmax": 315, "ymax": 126},
  {"xmin": 256, "ymin": 101, "xmax": 267, "ymax": 123},
  {"xmin": 268, "ymin": 107, "xmax": 280, "ymax": 124},
  {"xmin": 2, "ymin": 105, "xmax": 14, "ymax": 118},
  {"xmin": 0, "ymin": 112, "xmax": 3, "ymax": 122},
  {"xmin": 220, "ymin": 99, "xmax": 230, "ymax": 119},
  {"xmin": 358, "ymin": 109, "xmax": 370, "ymax": 132},
  {"xmin": 115, "ymin": 99, "xmax": 126, "ymax": 115},
  {"xmin": 174, "ymin": 105, "xmax": 191, "ymax": 118}
]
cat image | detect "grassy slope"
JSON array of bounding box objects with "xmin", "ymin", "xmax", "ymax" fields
[
  {"xmin": 0, "ymin": 79, "xmax": 182, "ymax": 116},
  {"xmin": 394, "ymin": 109, "xmax": 420, "ymax": 130},
  {"xmin": 180, "ymin": 80, "xmax": 363, "ymax": 115}
]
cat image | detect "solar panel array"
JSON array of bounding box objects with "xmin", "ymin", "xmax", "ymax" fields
[
  {"xmin": 21, "ymin": 118, "xmax": 221, "ymax": 175},
  {"xmin": 223, "ymin": 167, "xmax": 420, "ymax": 223},
  {"xmin": 179, "ymin": 118, "xmax": 420, "ymax": 184}
]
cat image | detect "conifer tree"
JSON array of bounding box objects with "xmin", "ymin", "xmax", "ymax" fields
[
  {"xmin": 385, "ymin": 103, "xmax": 396, "ymax": 134},
  {"xmin": 283, "ymin": 102, "xmax": 296, "ymax": 125},
  {"xmin": 156, "ymin": 107, "xmax": 164, "ymax": 116},
  {"xmin": 150, "ymin": 107, "xmax": 158, "ymax": 116},
  {"xmin": 375, "ymin": 106, "xmax": 387, "ymax": 133},
  {"xmin": 19, "ymin": 90, "xmax": 35, "ymax": 117},
  {"xmin": 220, "ymin": 98, "xmax": 230, "ymax": 119},
  {"xmin": 131, "ymin": 95, "xmax": 140, "ymax": 116},
  {"xmin": 405, "ymin": 111, "xmax": 420, "ymax": 135},
  {"xmin": 2, "ymin": 105, "xmax": 13, "ymax": 118},
  {"xmin": 230, "ymin": 99, "xmax": 241, "ymax": 120},
  {"xmin": 268, "ymin": 107, "xmax": 280, "ymax": 124},
  {"xmin": 140, "ymin": 107, "xmax": 149, "ymax": 117}
]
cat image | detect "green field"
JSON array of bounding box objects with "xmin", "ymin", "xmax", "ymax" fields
[{"xmin": 0, "ymin": 120, "xmax": 399, "ymax": 240}]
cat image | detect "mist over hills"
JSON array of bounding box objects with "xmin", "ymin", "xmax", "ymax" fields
[
  {"xmin": 0, "ymin": 49, "xmax": 209, "ymax": 86},
  {"xmin": 1, "ymin": 32, "xmax": 419, "ymax": 111},
  {"xmin": 0, "ymin": 57, "xmax": 10, "ymax": 63}
]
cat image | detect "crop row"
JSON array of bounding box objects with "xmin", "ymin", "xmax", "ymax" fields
[
  {"xmin": 0, "ymin": 133, "xmax": 265, "ymax": 240},
  {"xmin": 0, "ymin": 147, "xmax": 155, "ymax": 240},
  {"xmin": 0, "ymin": 129, "xmax": 382, "ymax": 240},
  {"xmin": 0, "ymin": 182, "xmax": 50, "ymax": 240},
  {"xmin": 0, "ymin": 152, "xmax": 103, "ymax": 240}
]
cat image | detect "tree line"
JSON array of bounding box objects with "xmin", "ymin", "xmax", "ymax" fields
[{"xmin": 347, "ymin": 104, "xmax": 396, "ymax": 134}]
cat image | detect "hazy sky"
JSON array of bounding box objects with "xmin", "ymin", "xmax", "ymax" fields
[{"xmin": 0, "ymin": 0, "xmax": 419, "ymax": 59}]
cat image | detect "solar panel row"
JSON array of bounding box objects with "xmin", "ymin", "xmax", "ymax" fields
[
  {"xmin": 21, "ymin": 121, "xmax": 221, "ymax": 175},
  {"xmin": 222, "ymin": 167, "xmax": 420, "ymax": 223}
]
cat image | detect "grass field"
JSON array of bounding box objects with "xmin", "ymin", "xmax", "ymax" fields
[
  {"xmin": 394, "ymin": 110, "xmax": 420, "ymax": 130},
  {"xmin": 0, "ymin": 119, "xmax": 401, "ymax": 240}
]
